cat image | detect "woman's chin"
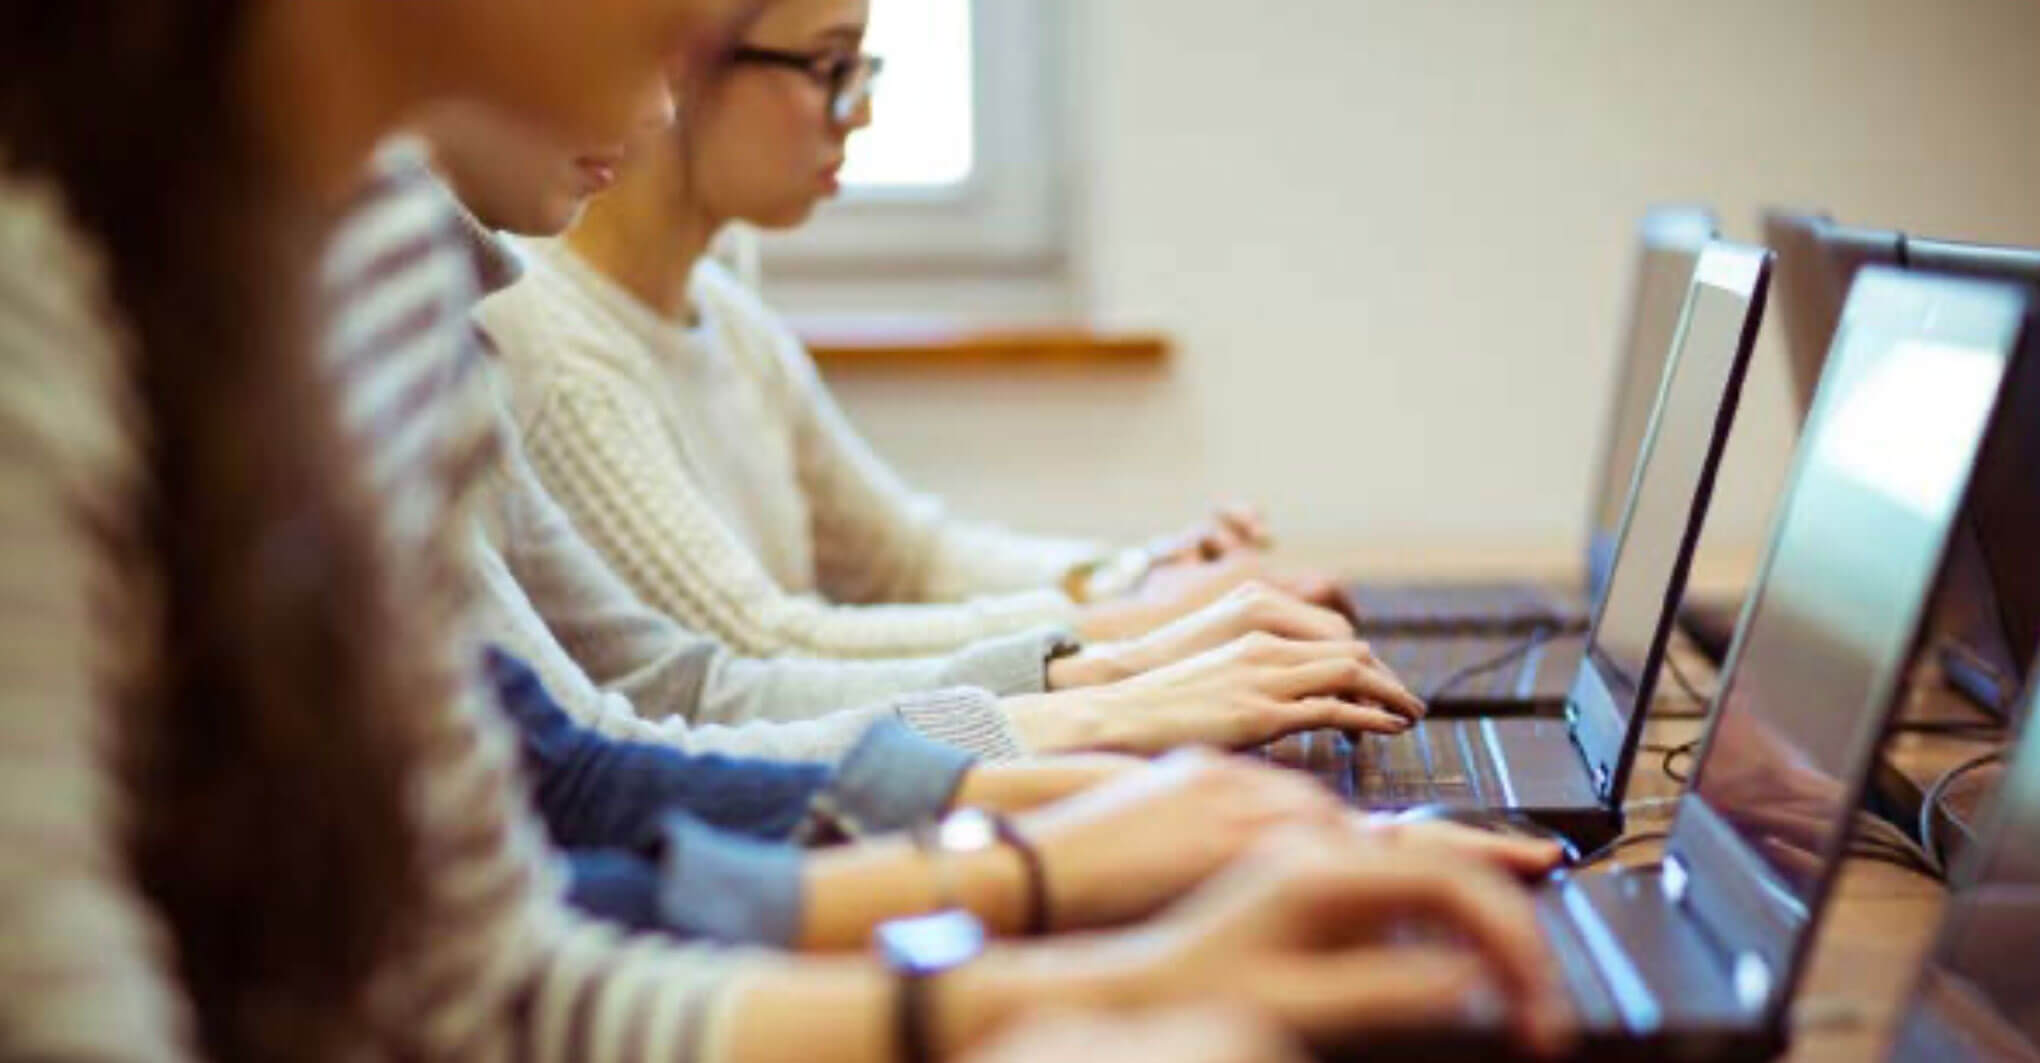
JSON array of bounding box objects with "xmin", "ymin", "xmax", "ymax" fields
[{"xmin": 747, "ymin": 202, "xmax": 820, "ymax": 231}]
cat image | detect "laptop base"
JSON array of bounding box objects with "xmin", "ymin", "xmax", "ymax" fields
[
  {"xmin": 1338, "ymin": 719, "xmax": 1626, "ymax": 857},
  {"xmin": 1320, "ymin": 869, "xmax": 1783, "ymax": 1062},
  {"xmin": 1347, "ymin": 580, "xmax": 1592, "ymax": 636},
  {"xmin": 1373, "ymin": 632, "xmax": 1587, "ymax": 718}
]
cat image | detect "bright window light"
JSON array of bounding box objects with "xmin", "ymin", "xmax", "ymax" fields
[{"xmin": 842, "ymin": 0, "xmax": 976, "ymax": 190}]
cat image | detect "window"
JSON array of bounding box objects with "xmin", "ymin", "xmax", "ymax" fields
[
  {"xmin": 839, "ymin": 0, "xmax": 976, "ymax": 190},
  {"xmin": 757, "ymin": 0, "xmax": 1068, "ymax": 276}
]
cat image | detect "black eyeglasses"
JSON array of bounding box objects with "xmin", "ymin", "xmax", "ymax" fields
[{"xmin": 730, "ymin": 46, "xmax": 885, "ymax": 125}]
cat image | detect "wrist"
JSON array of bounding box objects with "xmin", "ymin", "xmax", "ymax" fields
[
  {"xmin": 935, "ymin": 937, "xmax": 1156, "ymax": 1057},
  {"xmin": 1046, "ymin": 643, "xmax": 1137, "ymax": 690},
  {"xmin": 1000, "ymin": 693, "xmax": 1105, "ymax": 754}
]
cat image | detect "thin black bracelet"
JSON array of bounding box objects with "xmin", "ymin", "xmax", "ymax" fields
[
  {"xmin": 897, "ymin": 971, "xmax": 934, "ymax": 1063},
  {"xmin": 990, "ymin": 815, "xmax": 1051, "ymax": 936}
]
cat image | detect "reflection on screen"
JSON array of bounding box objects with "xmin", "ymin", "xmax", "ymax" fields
[
  {"xmin": 1691, "ymin": 324, "xmax": 2003, "ymax": 901},
  {"xmin": 1589, "ymin": 278, "xmax": 1748, "ymax": 713},
  {"xmin": 1593, "ymin": 245, "xmax": 1704, "ymax": 547},
  {"xmin": 1893, "ymin": 704, "xmax": 2040, "ymax": 1061}
]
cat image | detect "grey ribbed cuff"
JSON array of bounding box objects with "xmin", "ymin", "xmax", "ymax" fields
[
  {"xmin": 936, "ymin": 626, "xmax": 1081, "ymax": 696},
  {"xmin": 894, "ymin": 687, "xmax": 1028, "ymax": 762},
  {"xmin": 813, "ymin": 719, "xmax": 974, "ymax": 837},
  {"xmin": 656, "ymin": 815, "xmax": 805, "ymax": 947}
]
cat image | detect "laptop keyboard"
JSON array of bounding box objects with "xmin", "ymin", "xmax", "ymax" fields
[{"xmin": 1354, "ymin": 720, "xmax": 1485, "ymax": 806}]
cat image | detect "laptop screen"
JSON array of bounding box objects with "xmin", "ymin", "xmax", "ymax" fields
[
  {"xmin": 1684, "ymin": 270, "xmax": 2020, "ymax": 915},
  {"xmin": 1585, "ymin": 208, "xmax": 1716, "ymax": 599},
  {"xmin": 1773, "ymin": 224, "xmax": 2038, "ymax": 716},
  {"xmin": 1587, "ymin": 247, "xmax": 1762, "ymax": 723},
  {"xmin": 1908, "ymin": 238, "xmax": 2040, "ymax": 718},
  {"xmin": 1889, "ymin": 689, "xmax": 2040, "ymax": 1061}
]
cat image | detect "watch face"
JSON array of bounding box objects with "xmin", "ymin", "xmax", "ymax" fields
[
  {"xmin": 879, "ymin": 910, "xmax": 988, "ymax": 976},
  {"xmin": 936, "ymin": 809, "xmax": 998, "ymax": 853}
]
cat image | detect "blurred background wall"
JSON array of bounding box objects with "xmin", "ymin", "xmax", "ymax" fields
[{"xmin": 781, "ymin": 0, "xmax": 2040, "ymax": 568}]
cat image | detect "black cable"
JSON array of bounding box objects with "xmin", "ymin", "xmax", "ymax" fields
[
  {"xmin": 1660, "ymin": 739, "xmax": 1699, "ymax": 783},
  {"xmin": 1889, "ymin": 718, "xmax": 2006, "ymax": 738},
  {"xmin": 1424, "ymin": 631, "xmax": 1552, "ymax": 701},
  {"xmin": 1850, "ymin": 812, "xmax": 1942, "ymax": 880},
  {"xmin": 1919, "ymin": 748, "xmax": 2008, "ymax": 875},
  {"xmin": 1661, "ymin": 651, "xmax": 1715, "ymax": 714},
  {"xmin": 1576, "ymin": 831, "xmax": 1669, "ymax": 868}
]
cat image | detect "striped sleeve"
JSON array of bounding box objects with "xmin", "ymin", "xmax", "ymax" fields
[
  {"xmin": 0, "ymin": 180, "xmax": 196, "ymax": 1061},
  {"xmin": 368, "ymin": 662, "xmax": 787, "ymax": 1061},
  {"xmin": 328, "ymin": 146, "xmax": 789, "ymax": 1060}
]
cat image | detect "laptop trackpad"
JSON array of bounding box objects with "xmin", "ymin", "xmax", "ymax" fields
[{"xmin": 1484, "ymin": 717, "xmax": 1602, "ymax": 808}]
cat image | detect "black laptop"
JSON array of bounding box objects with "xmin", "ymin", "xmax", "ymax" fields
[
  {"xmin": 1885, "ymin": 670, "xmax": 2040, "ymax": 1063},
  {"xmin": 1350, "ymin": 207, "xmax": 1717, "ymax": 706},
  {"xmin": 1681, "ymin": 217, "xmax": 2040, "ymax": 702},
  {"xmin": 1316, "ymin": 242, "xmax": 1768, "ymax": 855},
  {"xmin": 1335, "ymin": 268, "xmax": 2034, "ymax": 1063}
]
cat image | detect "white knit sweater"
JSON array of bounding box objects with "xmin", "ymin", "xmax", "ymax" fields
[{"xmin": 477, "ymin": 240, "xmax": 1111, "ymax": 659}]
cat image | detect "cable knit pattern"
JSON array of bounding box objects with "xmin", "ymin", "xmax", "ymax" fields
[
  {"xmin": 473, "ymin": 393, "xmax": 1062, "ymax": 754},
  {"xmin": 477, "ymin": 240, "xmax": 1109, "ymax": 659}
]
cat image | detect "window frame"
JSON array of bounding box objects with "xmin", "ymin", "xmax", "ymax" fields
[{"xmin": 757, "ymin": 0, "xmax": 1068, "ymax": 275}]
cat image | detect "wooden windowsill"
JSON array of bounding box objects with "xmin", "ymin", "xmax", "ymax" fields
[{"xmin": 799, "ymin": 319, "xmax": 1172, "ymax": 369}]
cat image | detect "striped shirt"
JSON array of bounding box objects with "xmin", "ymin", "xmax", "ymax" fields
[{"xmin": 0, "ymin": 140, "xmax": 786, "ymax": 1060}]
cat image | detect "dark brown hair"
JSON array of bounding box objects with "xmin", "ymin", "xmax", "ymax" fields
[{"xmin": 0, "ymin": 2, "xmax": 427, "ymax": 1058}]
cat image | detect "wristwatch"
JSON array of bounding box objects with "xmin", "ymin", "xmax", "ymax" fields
[
  {"xmin": 913, "ymin": 808, "xmax": 1051, "ymax": 936},
  {"xmin": 876, "ymin": 910, "xmax": 987, "ymax": 1063},
  {"xmin": 1062, "ymin": 546, "xmax": 1153, "ymax": 604}
]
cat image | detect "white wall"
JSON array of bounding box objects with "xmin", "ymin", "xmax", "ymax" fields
[{"xmin": 813, "ymin": 0, "xmax": 2040, "ymax": 566}]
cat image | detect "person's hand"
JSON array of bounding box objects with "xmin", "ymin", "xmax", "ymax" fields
[
  {"xmin": 1013, "ymin": 749, "xmax": 1347, "ymax": 931},
  {"xmin": 1145, "ymin": 504, "xmax": 1276, "ymax": 568},
  {"xmin": 1086, "ymin": 825, "xmax": 1575, "ymax": 1057},
  {"xmin": 964, "ymin": 1007, "xmax": 1305, "ymax": 1063},
  {"xmin": 1008, "ymin": 634, "xmax": 1426, "ymax": 755},
  {"xmin": 1356, "ymin": 815, "xmax": 1569, "ymax": 881},
  {"xmin": 951, "ymin": 755, "xmax": 1146, "ymax": 814},
  {"xmin": 1077, "ymin": 555, "xmax": 1345, "ymax": 643},
  {"xmin": 1050, "ymin": 582, "xmax": 1359, "ymax": 689}
]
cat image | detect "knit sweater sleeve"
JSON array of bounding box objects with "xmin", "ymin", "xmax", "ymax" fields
[
  {"xmin": 700, "ymin": 264, "xmax": 1111, "ymax": 606},
  {"xmin": 520, "ymin": 363, "xmax": 1076, "ymax": 659},
  {"xmin": 469, "ymin": 514, "xmax": 1028, "ymax": 762},
  {"xmin": 0, "ymin": 185, "xmax": 197, "ymax": 1062},
  {"xmin": 486, "ymin": 402, "xmax": 1063, "ymax": 723}
]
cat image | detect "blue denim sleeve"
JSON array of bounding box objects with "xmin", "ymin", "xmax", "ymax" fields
[
  {"xmin": 566, "ymin": 830, "xmax": 805, "ymax": 947},
  {"xmin": 565, "ymin": 850, "xmax": 666, "ymax": 933},
  {"xmin": 808, "ymin": 718, "xmax": 976, "ymax": 839},
  {"xmin": 484, "ymin": 647, "xmax": 832, "ymax": 852}
]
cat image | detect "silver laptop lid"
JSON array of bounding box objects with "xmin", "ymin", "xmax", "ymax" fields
[
  {"xmin": 1887, "ymin": 678, "xmax": 2040, "ymax": 1062},
  {"xmin": 1568, "ymin": 241, "xmax": 1769, "ymax": 803},
  {"xmin": 1585, "ymin": 206, "xmax": 1718, "ymax": 600},
  {"xmin": 1663, "ymin": 269, "xmax": 2028, "ymax": 1025}
]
